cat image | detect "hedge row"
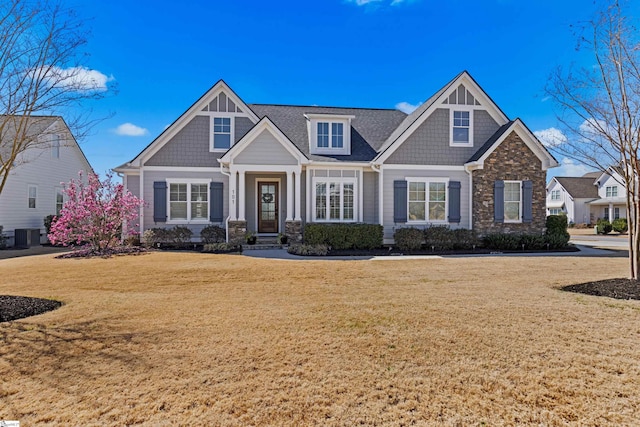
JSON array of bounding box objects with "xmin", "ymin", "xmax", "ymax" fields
[
  {"xmin": 394, "ymin": 226, "xmax": 480, "ymax": 251},
  {"xmin": 303, "ymin": 223, "xmax": 383, "ymax": 250}
]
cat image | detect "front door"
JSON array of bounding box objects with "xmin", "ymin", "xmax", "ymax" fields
[{"xmin": 258, "ymin": 182, "xmax": 278, "ymax": 233}]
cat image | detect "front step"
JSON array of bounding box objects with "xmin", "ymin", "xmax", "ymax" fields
[{"xmin": 243, "ymin": 243, "xmax": 285, "ymax": 250}]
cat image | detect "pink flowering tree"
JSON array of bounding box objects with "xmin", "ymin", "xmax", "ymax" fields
[{"xmin": 48, "ymin": 171, "xmax": 143, "ymax": 253}]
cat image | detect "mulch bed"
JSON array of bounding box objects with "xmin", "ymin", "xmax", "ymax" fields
[
  {"xmin": 0, "ymin": 295, "xmax": 63, "ymax": 322},
  {"xmin": 561, "ymin": 279, "xmax": 640, "ymax": 300},
  {"xmin": 327, "ymin": 246, "xmax": 580, "ymax": 257}
]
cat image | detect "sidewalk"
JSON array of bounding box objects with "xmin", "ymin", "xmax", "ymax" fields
[{"xmin": 0, "ymin": 245, "xmax": 70, "ymax": 260}]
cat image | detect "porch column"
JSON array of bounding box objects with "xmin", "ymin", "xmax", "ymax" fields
[
  {"xmin": 286, "ymin": 171, "xmax": 293, "ymax": 221},
  {"xmin": 238, "ymin": 171, "xmax": 246, "ymax": 221},
  {"xmin": 294, "ymin": 170, "xmax": 302, "ymax": 221},
  {"xmin": 609, "ymin": 202, "xmax": 614, "ymax": 222},
  {"xmin": 229, "ymin": 169, "xmax": 237, "ymax": 221}
]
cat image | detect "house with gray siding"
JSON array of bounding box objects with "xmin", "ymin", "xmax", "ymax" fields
[{"xmin": 114, "ymin": 71, "xmax": 558, "ymax": 244}]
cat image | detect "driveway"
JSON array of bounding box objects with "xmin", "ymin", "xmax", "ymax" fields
[
  {"xmin": 0, "ymin": 245, "xmax": 69, "ymax": 260},
  {"xmin": 569, "ymin": 233, "xmax": 628, "ymax": 249}
]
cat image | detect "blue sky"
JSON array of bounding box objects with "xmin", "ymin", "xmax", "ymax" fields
[{"xmin": 70, "ymin": 0, "xmax": 632, "ymax": 179}]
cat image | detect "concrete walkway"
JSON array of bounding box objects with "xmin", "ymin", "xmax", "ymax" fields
[
  {"xmin": 569, "ymin": 234, "xmax": 629, "ymax": 249},
  {"xmin": 242, "ymin": 244, "xmax": 621, "ymax": 261}
]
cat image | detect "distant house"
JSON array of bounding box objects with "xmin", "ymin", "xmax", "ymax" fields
[
  {"xmin": 0, "ymin": 116, "xmax": 92, "ymax": 246},
  {"xmin": 114, "ymin": 71, "xmax": 558, "ymax": 244},
  {"xmin": 546, "ymin": 168, "xmax": 626, "ymax": 224}
]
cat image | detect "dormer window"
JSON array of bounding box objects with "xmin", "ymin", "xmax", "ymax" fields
[{"xmin": 306, "ymin": 114, "xmax": 353, "ymax": 155}]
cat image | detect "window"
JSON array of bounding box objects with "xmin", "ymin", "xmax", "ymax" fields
[
  {"xmin": 169, "ymin": 183, "xmax": 208, "ymax": 221},
  {"xmin": 504, "ymin": 181, "xmax": 521, "ymax": 222},
  {"xmin": 549, "ymin": 208, "xmax": 562, "ymax": 216},
  {"xmin": 313, "ymin": 179, "xmax": 356, "ymax": 221},
  {"xmin": 604, "ymin": 207, "xmax": 609, "ymax": 220},
  {"xmin": 316, "ymin": 122, "xmax": 344, "ymax": 149},
  {"xmin": 606, "ymin": 186, "xmax": 618, "ymax": 197},
  {"xmin": 213, "ymin": 117, "xmax": 232, "ymax": 150},
  {"xmin": 55, "ymin": 188, "xmax": 64, "ymax": 215},
  {"xmin": 28, "ymin": 185, "xmax": 37, "ymax": 209},
  {"xmin": 452, "ymin": 110, "xmax": 471, "ymax": 145},
  {"xmin": 51, "ymin": 136, "xmax": 60, "ymax": 159},
  {"xmin": 407, "ymin": 179, "xmax": 447, "ymax": 222},
  {"xmin": 614, "ymin": 207, "xmax": 620, "ymax": 219},
  {"xmin": 550, "ymin": 190, "xmax": 561, "ymax": 200}
]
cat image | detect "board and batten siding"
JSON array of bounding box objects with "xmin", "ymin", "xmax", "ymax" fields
[
  {"xmin": 233, "ymin": 129, "xmax": 298, "ymax": 165},
  {"xmin": 142, "ymin": 169, "xmax": 228, "ymax": 237},
  {"xmin": 363, "ymin": 171, "xmax": 378, "ymax": 224},
  {"xmin": 382, "ymin": 168, "xmax": 471, "ymax": 241},
  {"xmin": 0, "ymin": 124, "xmax": 91, "ymax": 244}
]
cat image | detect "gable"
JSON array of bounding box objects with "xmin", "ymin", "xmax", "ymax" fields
[{"xmin": 233, "ymin": 129, "xmax": 298, "ymax": 165}]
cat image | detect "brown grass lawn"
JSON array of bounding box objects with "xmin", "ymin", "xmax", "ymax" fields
[{"xmin": 1, "ymin": 252, "xmax": 639, "ymax": 426}]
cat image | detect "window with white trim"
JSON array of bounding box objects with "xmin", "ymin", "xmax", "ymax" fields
[
  {"xmin": 614, "ymin": 207, "xmax": 620, "ymax": 219},
  {"xmin": 606, "ymin": 185, "xmax": 618, "ymax": 197},
  {"xmin": 504, "ymin": 181, "xmax": 522, "ymax": 222},
  {"xmin": 550, "ymin": 190, "xmax": 561, "ymax": 200},
  {"xmin": 169, "ymin": 182, "xmax": 209, "ymax": 221},
  {"xmin": 55, "ymin": 188, "xmax": 64, "ymax": 215},
  {"xmin": 549, "ymin": 208, "xmax": 562, "ymax": 216},
  {"xmin": 450, "ymin": 110, "xmax": 473, "ymax": 146},
  {"xmin": 28, "ymin": 185, "xmax": 37, "ymax": 209},
  {"xmin": 51, "ymin": 135, "xmax": 60, "ymax": 159},
  {"xmin": 313, "ymin": 178, "xmax": 356, "ymax": 221},
  {"xmin": 407, "ymin": 179, "xmax": 448, "ymax": 222},
  {"xmin": 307, "ymin": 114, "xmax": 352, "ymax": 155},
  {"xmin": 212, "ymin": 117, "xmax": 232, "ymax": 150},
  {"xmin": 316, "ymin": 122, "xmax": 344, "ymax": 149}
]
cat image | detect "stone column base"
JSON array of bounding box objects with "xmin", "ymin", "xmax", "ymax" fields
[
  {"xmin": 285, "ymin": 220, "xmax": 303, "ymax": 243},
  {"xmin": 228, "ymin": 220, "xmax": 247, "ymax": 244}
]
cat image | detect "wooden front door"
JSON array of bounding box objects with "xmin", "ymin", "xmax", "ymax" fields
[{"xmin": 258, "ymin": 182, "xmax": 278, "ymax": 233}]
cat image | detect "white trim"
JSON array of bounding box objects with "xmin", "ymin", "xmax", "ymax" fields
[
  {"xmin": 311, "ymin": 176, "xmax": 358, "ymax": 222},
  {"xmin": 404, "ymin": 177, "xmax": 449, "ymax": 224},
  {"xmin": 304, "ymin": 113, "xmax": 357, "ymax": 120},
  {"xmin": 238, "ymin": 171, "xmax": 246, "ymax": 221},
  {"xmin": 358, "ymin": 170, "xmax": 364, "ymax": 222},
  {"xmin": 219, "ymin": 117, "xmax": 308, "ymax": 165},
  {"xmin": 139, "ymin": 168, "xmax": 144, "ymax": 233},
  {"xmin": 286, "ymin": 171, "xmax": 293, "ymax": 221},
  {"xmin": 503, "ymin": 180, "xmax": 522, "ymax": 223},
  {"xmin": 307, "ymin": 162, "xmax": 371, "ymax": 168},
  {"xmin": 142, "ymin": 166, "xmax": 221, "ymax": 172},
  {"xmin": 233, "ymin": 165, "xmax": 300, "ymax": 173},
  {"xmin": 254, "ymin": 178, "xmax": 282, "ymax": 234},
  {"xmin": 449, "ymin": 107, "xmax": 474, "ymax": 147},
  {"xmin": 134, "ymin": 81, "xmax": 259, "ymax": 167},
  {"xmin": 165, "ymin": 179, "xmax": 212, "ymax": 224},
  {"xmin": 27, "ymin": 184, "xmax": 38, "ymax": 209},
  {"xmin": 294, "ymin": 171, "xmax": 302, "ymax": 221},
  {"xmin": 209, "ymin": 115, "xmax": 235, "ymax": 152},
  {"xmin": 377, "ymin": 167, "xmax": 384, "ymax": 226},
  {"xmin": 308, "ymin": 118, "xmax": 351, "ymax": 156},
  {"xmin": 374, "ymin": 72, "xmax": 509, "ymax": 164},
  {"xmin": 306, "ymin": 169, "xmax": 311, "ymax": 222},
  {"xmin": 381, "ymin": 165, "xmax": 466, "ymax": 171}
]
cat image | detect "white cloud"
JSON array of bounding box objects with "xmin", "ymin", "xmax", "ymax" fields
[
  {"xmin": 534, "ymin": 127, "xmax": 567, "ymax": 148},
  {"xmin": 395, "ymin": 101, "xmax": 422, "ymax": 114},
  {"xmin": 549, "ymin": 157, "xmax": 594, "ymax": 178},
  {"xmin": 37, "ymin": 66, "xmax": 114, "ymax": 92},
  {"xmin": 347, "ymin": 0, "xmax": 417, "ymax": 6},
  {"xmin": 114, "ymin": 123, "xmax": 148, "ymax": 137},
  {"xmin": 348, "ymin": 0, "xmax": 382, "ymax": 5}
]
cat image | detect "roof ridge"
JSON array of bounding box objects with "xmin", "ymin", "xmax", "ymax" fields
[{"xmin": 248, "ymin": 103, "xmax": 403, "ymax": 112}]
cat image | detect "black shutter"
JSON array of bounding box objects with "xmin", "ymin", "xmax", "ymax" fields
[
  {"xmin": 393, "ymin": 180, "xmax": 408, "ymax": 223},
  {"xmin": 494, "ymin": 180, "xmax": 504, "ymax": 223},
  {"xmin": 153, "ymin": 181, "xmax": 167, "ymax": 223},
  {"xmin": 448, "ymin": 181, "xmax": 461, "ymax": 223},
  {"xmin": 210, "ymin": 182, "xmax": 224, "ymax": 222}
]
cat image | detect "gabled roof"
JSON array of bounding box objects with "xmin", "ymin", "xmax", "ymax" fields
[
  {"xmin": 465, "ymin": 119, "xmax": 558, "ymax": 171},
  {"xmin": 249, "ymin": 104, "xmax": 406, "ymax": 162},
  {"xmin": 554, "ymin": 177, "xmax": 599, "ymax": 199},
  {"xmin": 374, "ymin": 70, "xmax": 511, "ymax": 163}
]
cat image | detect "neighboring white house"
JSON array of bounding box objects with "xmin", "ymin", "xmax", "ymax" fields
[
  {"xmin": 546, "ymin": 168, "xmax": 627, "ymax": 224},
  {"xmin": 0, "ymin": 116, "xmax": 92, "ymax": 246}
]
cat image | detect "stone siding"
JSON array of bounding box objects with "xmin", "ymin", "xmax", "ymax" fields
[
  {"xmin": 228, "ymin": 220, "xmax": 247, "ymax": 244},
  {"xmin": 472, "ymin": 131, "xmax": 547, "ymax": 235},
  {"xmin": 285, "ymin": 220, "xmax": 303, "ymax": 243}
]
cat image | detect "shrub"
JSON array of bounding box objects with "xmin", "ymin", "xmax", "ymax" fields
[
  {"xmin": 202, "ymin": 242, "xmax": 242, "ymax": 253},
  {"xmin": 612, "ymin": 217, "xmax": 628, "ymax": 233},
  {"xmin": 303, "ymin": 223, "xmax": 383, "ymax": 250},
  {"xmin": 394, "ymin": 228, "xmax": 423, "ymax": 251},
  {"xmin": 0, "ymin": 226, "xmax": 6, "ymax": 249},
  {"xmin": 123, "ymin": 235, "xmax": 141, "ymax": 246},
  {"xmin": 450, "ymin": 228, "xmax": 480, "ymax": 250},
  {"xmin": 201, "ymin": 225, "xmax": 226, "ymax": 243},
  {"xmin": 142, "ymin": 226, "xmax": 193, "ymax": 248},
  {"xmin": 597, "ymin": 219, "xmax": 612, "ymax": 234},
  {"xmin": 519, "ymin": 233, "xmax": 546, "ymax": 250},
  {"xmin": 287, "ymin": 243, "xmax": 329, "ymax": 256},
  {"xmin": 423, "ymin": 225, "xmax": 452, "ymax": 250},
  {"xmin": 545, "ymin": 233, "xmax": 570, "ymax": 249},
  {"xmin": 483, "ymin": 233, "xmax": 521, "ymax": 251},
  {"xmin": 143, "ymin": 228, "xmax": 165, "ymax": 247},
  {"xmin": 546, "ymin": 214, "xmax": 568, "ymax": 235},
  {"xmin": 44, "ymin": 215, "xmax": 57, "ymax": 235}
]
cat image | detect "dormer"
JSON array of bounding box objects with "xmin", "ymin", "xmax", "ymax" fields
[
  {"xmin": 305, "ymin": 113, "xmax": 355, "ymax": 156},
  {"xmin": 442, "ymin": 83, "xmax": 482, "ymax": 147}
]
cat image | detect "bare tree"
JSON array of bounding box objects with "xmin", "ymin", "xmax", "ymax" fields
[
  {"xmin": 0, "ymin": 0, "xmax": 112, "ymax": 195},
  {"xmin": 546, "ymin": 0, "xmax": 640, "ymax": 279}
]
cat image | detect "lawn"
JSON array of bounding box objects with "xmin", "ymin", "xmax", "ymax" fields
[{"xmin": 1, "ymin": 252, "xmax": 639, "ymax": 425}]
